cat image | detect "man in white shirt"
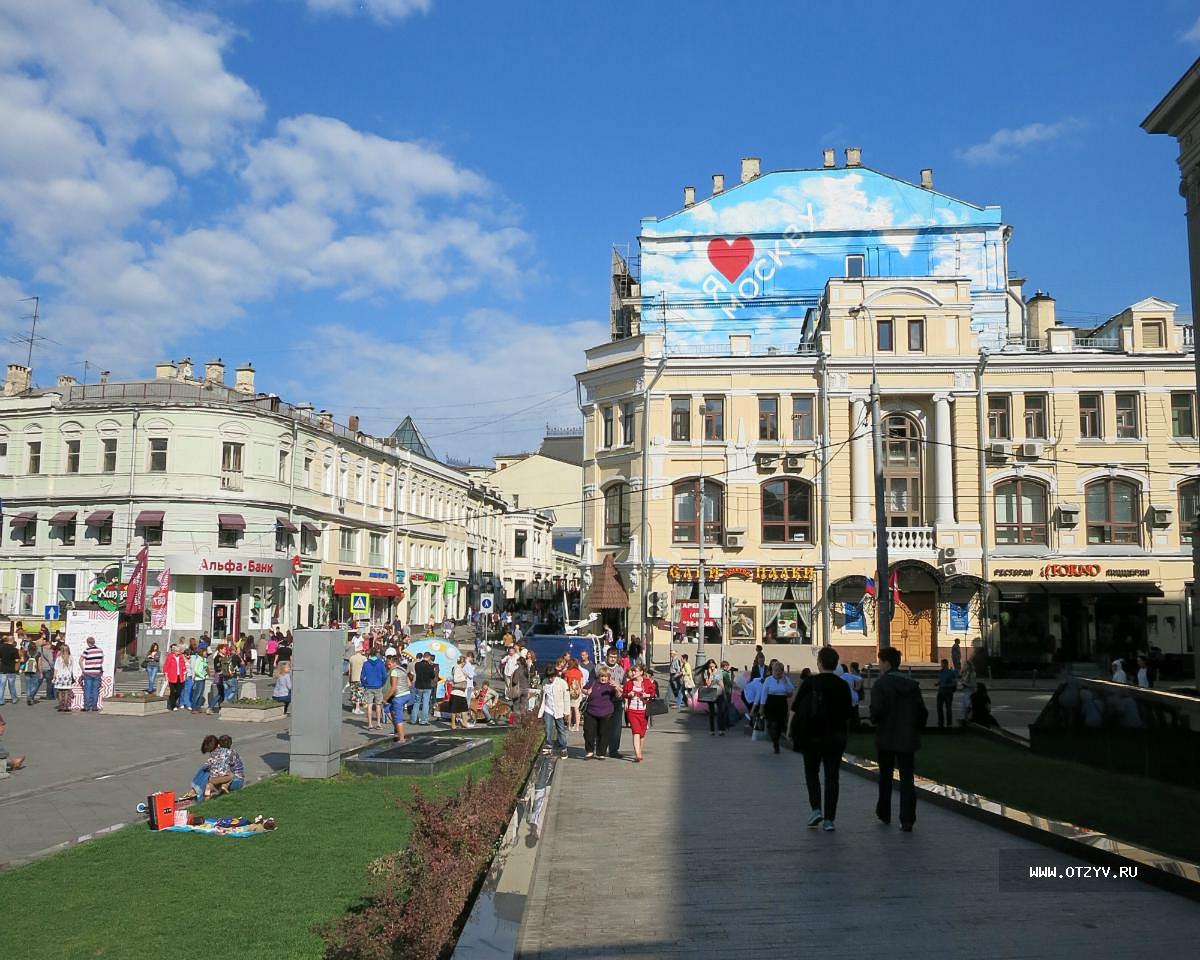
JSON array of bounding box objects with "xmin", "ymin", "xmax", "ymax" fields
[
  {"xmin": 744, "ymin": 673, "xmax": 766, "ymax": 715},
  {"xmin": 540, "ymin": 668, "xmax": 571, "ymax": 758}
]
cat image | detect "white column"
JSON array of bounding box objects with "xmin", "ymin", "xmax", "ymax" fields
[
  {"xmin": 851, "ymin": 397, "xmax": 871, "ymax": 524},
  {"xmin": 933, "ymin": 395, "xmax": 955, "ymax": 526}
]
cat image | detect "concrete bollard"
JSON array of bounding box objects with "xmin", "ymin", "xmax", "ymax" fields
[{"xmin": 289, "ymin": 629, "xmax": 343, "ymax": 778}]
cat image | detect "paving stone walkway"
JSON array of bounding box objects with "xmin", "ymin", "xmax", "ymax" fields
[{"xmin": 515, "ymin": 710, "xmax": 1200, "ymax": 959}]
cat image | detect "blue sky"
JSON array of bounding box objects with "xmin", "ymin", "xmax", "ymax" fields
[{"xmin": 1, "ymin": 0, "xmax": 1199, "ymax": 461}]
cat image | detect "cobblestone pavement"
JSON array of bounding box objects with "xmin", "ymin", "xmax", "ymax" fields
[{"xmin": 515, "ymin": 709, "xmax": 1200, "ymax": 960}]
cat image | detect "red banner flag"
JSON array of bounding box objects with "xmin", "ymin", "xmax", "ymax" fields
[
  {"xmin": 150, "ymin": 568, "xmax": 171, "ymax": 628},
  {"xmin": 125, "ymin": 545, "xmax": 149, "ymax": 614}
]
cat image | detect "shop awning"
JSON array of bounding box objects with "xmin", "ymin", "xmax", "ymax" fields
[
  {"xmin": 333, "ymin": 578, "xmax": 404, "ymax": 598},
  {"xmin": 276, "ymin": 517, "xmax": 299, "ymax": 533},
  {"xmin": 85, "ymin": 510, "xmax": 113, "ymax": 525},
  {"xmin": 301, "ymin": 522, "xmax": 321, "ymax": 536},
  {"xmin": 136, "ymin": 510, "xmax": 164, "ymax": 525},
  {"xmin": 218, "ymin": 513, "xmax": 246, "ymax": 530},
  {"xmin": 997, "ymin": 582, "xmax": 1163, "ymax": 598},
  {"xmin": 48, "ymin": 510, "xmax": 77, "ymax": 525},
  {"xmin": 8, "ymin": 511, "xmax": 35, "ymax": 527}
]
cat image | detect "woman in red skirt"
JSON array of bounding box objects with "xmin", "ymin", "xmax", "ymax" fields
[{"xmin": 622, "ymin": 663, "xmax": 656, "ymax": 763}]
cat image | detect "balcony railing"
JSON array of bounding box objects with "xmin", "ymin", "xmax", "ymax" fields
[
  {"xmin": 220, "ymin": 469, "xmax": 243, "ymax": 491},
  {"xmin": 887, "ymin": 526, "xmax": 935, "ymax": 551}
]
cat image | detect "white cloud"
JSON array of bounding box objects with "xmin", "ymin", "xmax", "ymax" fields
[
  {"xmin": 1183, "ymin": 15, "xmax": 1200, "ymax": 45},
  {"xmin": 957, "ymin": 118, "xmax": 1085, "ymax": 165},
  {"xmin": 306, "ymin": 0, "xmax": 432, "ymax": 25}
]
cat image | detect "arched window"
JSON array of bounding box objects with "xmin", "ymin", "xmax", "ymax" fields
[
  {"xmin": 672, "ymin": 479, "xmax": 723, "ymax": 545},
  {"xmin": 994, "ymin": 478, "xmax": 1048, "ymax": 545},
  {"xmin": 603, "ymin": 483, "xmax": 630, "ymax": 545},
  {"xmin": 761, "ymin": 479, "xmax": 813, "ymax": 544},
  {"xmin": 1179, "ymin": 479, "xmax": 1200, "ymax": 544},
  {"xmin": 883, "ymin": 415, "xmax": 922, "ymax": 527},
  {"xmin": 1085, "ymin": 478, "xmax": 1141, "ymax": 545}
]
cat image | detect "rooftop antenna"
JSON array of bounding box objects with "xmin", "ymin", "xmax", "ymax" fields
[{"xmin": 11, "ymin": 295, "xmax": 48, "ymax": 368}]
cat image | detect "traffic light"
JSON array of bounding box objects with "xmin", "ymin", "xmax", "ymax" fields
[
  {"xmin": 646, "ymin": 592, "xmax": 659, "ymax": 618},
  {"xmin": 655, "ymin": 594, "xmax": 670, "ymax": 618}
]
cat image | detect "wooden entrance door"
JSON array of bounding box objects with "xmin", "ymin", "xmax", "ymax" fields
[{"xmin": 892, "ymin": 590, "xmax": 935, "ymax": 663}]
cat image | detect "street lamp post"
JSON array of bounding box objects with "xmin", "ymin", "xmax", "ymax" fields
[{"xmin": 697, "ymin": 402, "xmax": 707, "ymax": 662}]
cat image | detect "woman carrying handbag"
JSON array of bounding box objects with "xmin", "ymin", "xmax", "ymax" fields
[{"xmin": 698, "ymin": 659, "xmax": 727, "ymax": 736}]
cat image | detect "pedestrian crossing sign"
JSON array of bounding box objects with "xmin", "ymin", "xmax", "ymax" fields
[{"xmin": 350, "ymin": 592, "xmax": 369, "ymax": 616}]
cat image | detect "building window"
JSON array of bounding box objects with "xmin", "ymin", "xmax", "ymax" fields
[
  {"xmin": 994, "ymin": 478, "xmax": 1049, "ymax": 545},
  {"xmin": 95, "ymin": 516, "xmax": 113, "ymax": 546},
  {"xmin": 1024, "ymin": 394, "xmax": 1047, "ymax": 439},
  {"xmin": 141, "ymin": 522, "xmax": 163, "ymax": 546},
  {"xmin": 0, "ymin": 441, "xmax": 6, "ymax": 473},
  {"xmin": 703, "ymin": 397, "xmax": 724, "ymax": 441},
  {"xmin": 670, "ymin": 397, "xmax": 691, "ymax": 442},
  {"xmin": 761, "ymin": 478, "xmax": 813, "ymax": 544},
  {"xmin": 883, "ymin": 415, "xmax": 922, "ymax": 527},
  {"xmin": 18, "ymin": 572, "xmax": 35, "ymax": 615},
  {"xmin": 102, "ymin": 438, "xmax": 117, "ymax": 473},
  {"xmin": 218, "ymin": 524, "xmax": 242, "ymax": 548},
  {"xmin": 1179, "ymin": 480, "xmax": 1200, "ymax": 544},
  {"xmin": 323, "ymin": 459, "xmax": 333, "ymax": 494},
  {"xmin": 148, "ymin": 437, "xmax": 168, "ymax": 472},
  {"xmin": 369, "ymin": 533, "xmax": 386, "ymax": 566},
  {"xmin": 672, "ymin": 478, "xmax": 723, "ymax": 544},
  {"xmin": 791, "ymin": 396, "xmax": 814, "ymax": 441},
  {"xmin": 1171, "ymin": 392, "xmax": 1196, "ymax": 438},
  {"xmin": 369, "ymin": 474, "xmax": 378, "ymax": 506},
  {"xmin": 1142, "ymin": 320, "xmax": 1164, "ymax": 349},
  {"xmin": 17, "ymin": 520, "xmax": 35, "ymax": 547},
  {"xmin": 339, "ymin": 528, "xmax": 357, "ymax": 562},
  {"xmin": 275, "ymin": 525, "xmax": 292, "ymax": 553},
  {"xmin": 1115, "ymin": 393, "xmax": 1139, "ymax": 439},
  {"xmin": 602, "ymin": 406, "xmax": 614, "ymax": 448},
  {"xmin": 65, "ymin": 439, "xmax": 80, "ymax": 474},
  {"xmin": 603, "ymin": 483, "xmax": 631, "ymax": 545},
  {"xmin": 515, "ymin": 529, "xmax": 528, "ymax": 558},
  {"xmin": 1085, "ymin": 478, "xmax": 1141, "ymax": 546},
  {"xmin": 301, "ymin": 527, "xmax": 318, "ymax": 555},
  {"xmin": 763, "ymin": 582, "xmax": 813, "ymax": 644},
  {"xmin": 845, "ymin": 254, "xmax": 865, "ymax": 278},
  {"xmin": 1079, "ymin": 393, "xmax": 1102, "ymax": 439},
  {"xmin": 907, "ymin": 317, "xmax": 925, "ymax": 352},
  {"xmin": 56, "ymin": 517, "xmax": 76, "ymax": 547},
  {"xmin": 27, "ymin": 441, "xmax": 41, "ymax": 474},
  {"xmin": 621, "ymin": 403, "xmax": 636, "ymax": 445},
  {"xmin": 877, "ymin": 318, "xmax": 894, "ymax": 352},
  {"xmin": 759, "ymin": 396, "xmax": 779, "ymax": 441},
  {"xmin": 987, "ymin": 395, "xmax": 1011, "ymax": 440},
  {"xmin": 303, "ymin": 456, "xmax": 313, "ymax": 487},
  {"xmin": 56, "ymin": 573, "xmax": 77, "ymax": 607},
  {"xmin": 278, "ymin": 449, "xmax": 290, "ymax": 483}
]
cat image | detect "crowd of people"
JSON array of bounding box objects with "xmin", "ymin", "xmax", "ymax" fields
[
  {"xmin": 0, "ymin": 628, "xmax": 114, "ymax": 713},
  {"xmin": 156, "ymin": 630, "xmax": 295, "ymax": 714}
]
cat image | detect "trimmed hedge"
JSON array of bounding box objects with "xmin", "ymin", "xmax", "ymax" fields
[{"xmin": 319, "ymin": 718, "xmax": 543, "ymax": 960}]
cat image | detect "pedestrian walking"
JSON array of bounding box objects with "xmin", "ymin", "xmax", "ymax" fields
[
  {"xmin": 622, "ymin": 662, "xmax": 656, "ymax": 762},
  {"xmin": 792, "ymin": 646, "xmax": 853, "ymax": 832},
  {"xmin": 512, "ymin": 653, "xmax": 531, "ymax": 716},
  {"xmin": 38, "ymin": 636, "xmax": 56, "ymax": 702},
  {"xmin": 760, "ymin": 661, "xmax": 795, "ymax": 753},
  {"xmin": 164, "ymin": 644, "xmax": 187, "ymax": 711},
  {"xmin": 950, "ymin": 638, "xmax": 962, "ymax": 673},
  {"xmin": 602, "ymin": 649, "xmax": 627, "ymax": 757},
  {"xmin": 53, "ymin": 644, "xmax": 75, "ymax": 711},
  {"xmin": 189, "ymin": 645, "xmax": 209, "ymax": 714},
  {"xmin": 680, "ymin": 653, "xmax": 695, "ymax": 706},
  {"xmin": 870, "ymin": 646, "xmax": 928, "ymax": 832},
  {"xmin": 143, "ymin": 642, "xmax": 161, "ymax": 694},
  {"xmin": 935, "ymin": 658, "xmax": 957, "ymax": 729},
  {"xmin": 539, "ymin": 665, "xmax": 570, "ymax": 758},
  {"xmin": 564, "ymin": 657, "xmax": 583, "ymax": 731},
  {"xmin": 21, "ymin": 641, "xmax": 41, "ymax": 705},
  {"xmin": 272, "ymin": 662, "xmax": 293, "ymax": 714},
  {"xmin": 78, "ymin": 636, "xmax": 105, "ymax": 712},
  {"xmin": 0, "ymin": 635, "xmax": 19, "ymax": 704},
  {"xmin": 582, "ymin": 666, "xmax": 621, "ymax": 759},
  {"xmin": 699, "ymin": 659, "xmax": 727, "ymax": 736},
  {"xmin": 411, "ymin": 652, "xmax": 437, "ymax": 725},
  {"xmin": 386, "ymin": 653, "xmax": 412, "ymax": 743},
  {"xmin": 668, "ymin": 650, "xmax": 684, "ymax": 709},
  {"xmin": 348, "ymin": 645, "xmax": 367, "ymax": 714},
  {"xmin": 360, "ymin": 649, "xmax": 389, "ymax": 731},
  {"xmin": 448, "ymin": 657, "xmax": 471, "ymax": 730},
  {"xmin": 958, "ymin": 654, "xmax": 977, "ymax": 725}
]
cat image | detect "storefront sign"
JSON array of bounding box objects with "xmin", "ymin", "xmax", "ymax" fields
[
  {"xmin": 291, "ymin": 555, "xmax": 302, "ymax": 575},
  {"xmin": 395, "ymin": 569, "xmax": 406, "ymax": 582},
  {"xmin": 678, "ymin": 602, "xmax": 718, "ymax": 627},
  {"xmin": 367, "ymin": 572, "xmax": 389, "ymax": 579},
  {"xmin": 163, "ymin": 554, "xmax": 290, "ymax": 579},
  {"xmin": 410, "ymin": 572, "xmax": 440, "ymax": 583},
  {"xmin": 668, "ymin": 564, "xmax": 814, "ymax": 583},
  {"xmin": 992, "ymin": 564, "xmax": 1153, "ymax": 580},
  {"xmin": 88, "ymin": 567, "xmax": 128, "ymax": 611}
]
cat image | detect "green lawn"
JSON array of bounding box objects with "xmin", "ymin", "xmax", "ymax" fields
[
  {"xmin": 845, "ymin": 732, "xmax": 1200, "ymax": 864},
  {"xmin": 0, "ymin": 744, "xmax": 501, "ymax": 960}
]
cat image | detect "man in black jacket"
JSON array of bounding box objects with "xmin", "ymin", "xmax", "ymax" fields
[
  {"xmin": 870, "ymin": 646, "xmax": 929, "ymax": 831},
  {"xmin": 792, "ymin": 646, "xmax": 853, "ymax": 832}
]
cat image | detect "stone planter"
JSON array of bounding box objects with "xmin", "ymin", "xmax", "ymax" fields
[
  {"xmin": 102, "ymin": 697, "xmax": 169, "ymax": 717},
  {"xmin": 221, "ymin": 703, "xmax": 286, "ymax": 723}
]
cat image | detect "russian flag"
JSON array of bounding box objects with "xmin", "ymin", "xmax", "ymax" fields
[
  {"xmin": 864, "ymin": 572, "xmax": 900, "ymax": 601},
  {"xmin": 864, "ymin": 577, "xmax": 877, "ymax": 597}
]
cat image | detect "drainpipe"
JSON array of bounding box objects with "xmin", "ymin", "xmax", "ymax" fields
[
  {"xmin": 818, "ymin": 349, "xmax": 832, "ymax": 649},
  {"xmin": 287, "ymin": 416, "xmax": 298, "ymax": 629},
  {"xmin": 976, "ymin": 349, "xmax": 991, "ymax": 655},
  {"xmin": 127, "ymin": 409, "xmax": 140, "ymax": 554},
  {"xmin": 640, "ymin": 353, "xmax": 669, "ymax": 664}
]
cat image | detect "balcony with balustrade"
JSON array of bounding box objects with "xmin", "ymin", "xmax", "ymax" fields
[{"xmin": 886, "ymin": 526, "xmax": 936, "ymax": 553}]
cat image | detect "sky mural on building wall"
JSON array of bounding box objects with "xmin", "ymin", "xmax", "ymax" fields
[{"xmin": 637, "ymin": 167, "xmax": 1009, "ymax": 349}]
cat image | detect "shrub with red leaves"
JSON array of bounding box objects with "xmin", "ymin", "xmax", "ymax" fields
[{"xmin": 319, "ymin": 718, "xmax": 543, "ymax": 960}]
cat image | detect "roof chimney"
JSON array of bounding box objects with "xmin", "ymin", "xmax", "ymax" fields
[
  {"xmin": 1026, "ymin": 290, "xmax": 1057, "ymax": 340},
  {"xmin": 176, "ymin": 357, "xmax": 193, "ymax": 381},
  {"xmin": 712, "ymin": 173, "xmax": 724, "ymax": 195},
  {"xmin": 234, "ymin": 362, "xmax": 255, "ymax": 396},
  {"xmin": 57, "ymin": 374, "xmax": 77, "ymax": 389},
  {"xmin": 740, "ymin": 157, "xmax": 761, "ymax": 183},
  {"xmin": 845, "ymin": 146, "xmax": 862, "ymax": 168},
  {"xmin": 155, "ymin": 361, "xmax": 177, "ymax": 380},
  {"xmin": 683, "ymin": 185, "xmax": 695, "ymax": 208},
  {"xmin": 920, "ymin": 168, "xmax": 933, "ymax": 190},
  {"xmin": 4, "ymin": 363, "xmax": 32, "ymax": 396},
  {"xmin": 348, "ymin": 414, "xmax": 360, "ymax": 433},
  {"xmin": 204, "ymin": 357, "xmax": 225, "ymax": 385},
  {"xmin": 822, "ymin": 148, "xmax": 836, "ymax": 168},
  {"xmin": 317, "ymin": 409, "xmax": 333, "ymax": 430},
  {"xmin": 99, "ymin": 370, "xmax": 110, "ymax": 384}
]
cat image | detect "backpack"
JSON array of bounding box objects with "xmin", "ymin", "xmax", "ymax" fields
[{"xmin": 792, "ymin": 679, "xmax": 826, "ymax": 744}]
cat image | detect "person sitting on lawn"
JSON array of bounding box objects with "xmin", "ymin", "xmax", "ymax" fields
[
  {"xmin": 183, "ymin": 734, "xmax": 220, "ymax": 800},
  {"xmin": 217, "ymin": 734, "xmax": 246, "ymax": 792},
  {"xmin": 968, "ymin": 683, "xmax": 999, "ymax": 728}
]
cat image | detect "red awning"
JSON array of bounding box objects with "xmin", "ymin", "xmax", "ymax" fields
[
  {"xmin": 136, "ymin": 510, "xmax": 164, "ymax": 525},
  {"xmin": 8, "ymin": 511, "xmax": 35, "ymax": 527},
  {"xmin": 218, "ymin": 513, "xmax": 246, "ymax": 530},
  {"xmin": 301, "ymin": 522, "xmax": 321, "ymax": 535},
  {"xmin": 276, "ymin": 517, "xmax": 299, "ymax": 533},
  {"xmin": 48, "ymin": 511, "xmax": 77, "ymax": 525},
  {"xmin": 85, "ymin": 510, "xmax": 114, "ymax": 525},
  {"xmin": 333, "ymin": 578, "xmax": 404, "ymax": 598}
]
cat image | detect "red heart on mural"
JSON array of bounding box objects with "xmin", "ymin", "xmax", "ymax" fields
[{"xmin": 707, "ymin": 236, "xmax": 754, "ymax": 283}]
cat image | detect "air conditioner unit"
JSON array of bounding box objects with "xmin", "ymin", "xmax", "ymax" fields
[
  {"xmin": 940, "ymin": 546, "xmax": 958, "ymax": 563},
  {"xmin": 784, "ymin": 455, "xmax": 803, "ymax": 470},
  {"xmin": 987, "ymin": 442, "xmax": 1011, "ymax": 460},
  {"xmin": 1151, "ymin": 504, "xmax": 1173, "ymax": 527},
  {"xmin": 941, "ymin": 561, "xmax": 960, "ymax": 577},
  {"xmin": 1018, "ymin": 442, "xmax": 1042, "ymax": 459},
  {"xmin": 1057, "ymin": 503, "xmax": 1080, "ymax": 526},
  {"xmin": 755, "ymin": 453, "xmax": 778, "ymax": 472},
  {"xmin": 725, "ymin": 531, "xmax": 745, "ymax": 549}
]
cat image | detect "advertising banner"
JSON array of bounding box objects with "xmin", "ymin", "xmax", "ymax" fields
[
  {"xmin": 65, "ymin": 609, "xmax": 120, "ymax": 709},
  {"xmin": 150, "ymin": 568, "xmax": 171, "ymax": 629},
  {"xmin": 125, "ymin": 545, "xmax": 149, "ymax": 614}
]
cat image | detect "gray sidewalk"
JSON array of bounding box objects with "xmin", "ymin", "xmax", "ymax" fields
[{"xmin": 516, "ymin": 711, "xmax": 1200, "ymax": 960}]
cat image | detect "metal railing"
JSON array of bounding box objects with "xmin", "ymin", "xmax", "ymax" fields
[
  {"xmin": 219, "ymin": 469, "xmax": 243, "ymax": 491},
  {"xmin": 1003, "ymin": 336, "xmax": 1042, "ymax": 351},
  {"xmin": 663, "ymin": 341, "xmax": 819, "ymax": 357},
  {"xmin": 886, "ymin": 526, "xmax": 935, "ymax": 551},
  {"xmin": 1075, "ymin": 337, "xmax": 1121, "ymax": 351}
]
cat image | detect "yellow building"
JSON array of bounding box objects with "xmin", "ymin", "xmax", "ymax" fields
[{"xmin": 576, "ymin": 154, "xmax": 1199, "ymax": 672}]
